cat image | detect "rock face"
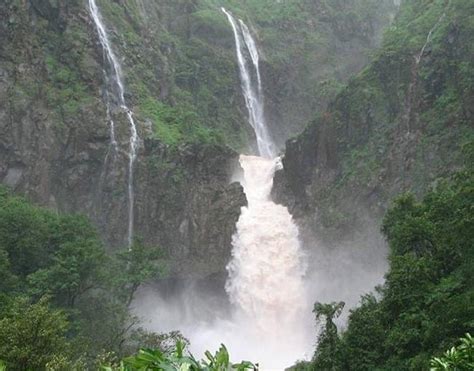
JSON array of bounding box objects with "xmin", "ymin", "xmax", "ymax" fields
[
  {"xmin": 259, "ymin": 0, "xmax": 399, "ymax": 149},
  {"xmin": 0, "ymin": 0, "xmax": 396, "ymax": 282},
  {"xmin": 273, "ymin": 0, "xmax": 474, "ymax": 250},
  {"xmin": 0, "ymin": 0, "xmax": 245, "ymax": 282},
  {"xmin": 133, "ymin": 142, "xmax": 246, "ymax": 279}
]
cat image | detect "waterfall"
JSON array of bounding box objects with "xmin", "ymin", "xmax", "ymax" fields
[
  {"xmin": 225, "ymin": 155, "xmax": 310, "ymax": 368},
  {"xmin": 416, "ymin": 12, "xmax": 446, "ymax": 65},
  {"xmin": 221, "ymin": 8, "xmax": 274, "ymax": 158},
  {"xmin": 222, "ymin": 9, "xmax": 310, "ymax": 368},
  {"xmin": 135, "ymin": 8, "xmax": 312, "ymax": 369},
  {"xmin": 404, "ymin": 10, "xmax": 447, "ymax": 133},
  {"xmin": 144, "ymin": 156, "xmax": 312, "ymax": 369},
  {"xmin": 89, "ymin": 0, "xmax": 139, "ymax": 247}
]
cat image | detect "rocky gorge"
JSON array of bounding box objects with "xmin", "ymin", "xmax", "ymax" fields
[
  {"xmin": 0, "ymin": 0, "xmax": 473, "ymax": 369},
  {"xmin": 0, "ymin": 0, "xmax": 398, "ymax": 281}
]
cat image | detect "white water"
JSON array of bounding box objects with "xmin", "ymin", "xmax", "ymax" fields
[
  {"xmin": 224, "ymin": 155, "xmax": 311, "ymax": 368},
  {"xmin": 220, "ymin": 10, "xmax": 311, "ymax": 368},
  {"xmin": 136, "ymin": 7, "xmax": 388, "ymax": 369},
  {"xmin": 227, "ymin": 157, "xmax": 307, "ymax": 321},
  {"xmin": 89, "ymin": 0, "xmax": 139, "ymax": 247},
  {"xmin": 136, "ymin": 156, "xmax": 312, "ymax": 369},
  {"xmin": 222, "ymin": 8, "xmax": 274, "ymax": 158},
  {"xmin": 416, "ymin": 12, "xmax": 446, "ymax": 64}
]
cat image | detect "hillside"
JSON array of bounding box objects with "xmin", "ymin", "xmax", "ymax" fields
[
  {"xmin": 1, "ymin": 0, "xmax": 473, "ymax": 369},
  {"xmin": 274, "ymin": 0, "xmax": 474, "ymax": 246}
]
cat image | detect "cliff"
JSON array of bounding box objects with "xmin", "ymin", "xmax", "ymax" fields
[
  {"xmin": 274, "ymin": 0, "xmax": 474, "ymax": 249},
  {"xmin": 0, "ymin": 0, "xmax": 396, "ymax": 281}
]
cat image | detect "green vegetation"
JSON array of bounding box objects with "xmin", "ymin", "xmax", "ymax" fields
[
  {"xmin": 0, "ymin": 297, "xmax": 70, "ymax": 370},
  {"xmin": 5, "ymin": 1, "xmax": 97, "ymax": 127},
  {"xmin": 0, "ymin": 187, "xmax": 255, "ymax": 370},
  {"xmin": 275, "ymin": 1, "xmax": 474, "ymax": 368},
  {"xmin": 202, "ymin": 0, "xmax": 398, "ymax": 140},
  {"xmin": 303, "ymin": 162, "xmax": 474, "ymax": 370},
  {"xmin": 91, "ymin": 0, "xmax": 397, "ymax": 148},
  {"xmin": 104, "ymin": 341, "xmax": 256, "ymax": 371},
  {"xmin": 430, "ymin": 333, "xmax": 474, "ymax": 371},
  {"xmin": 94, "ymin": 0, "xmax": 247, "ymax": 149},
  {"xmin": 138, "ymin": 97, "xmax": 223, "ymax": 146},
  {"xmin": 0, "ymin": 187, "xmax": 168, "ymax": 369},
  {"xmin": 3, "ymin": 0, "xmax": 397, "ymax": 150},
  {"xmin": 286, "ymin": 0, "xmax": 474, "ymax": 243},
  {"xmin": 311, "ymin": 302, "xmax": 345, "ymax": 371},
  {"xmin": 345, "ymin": 0, "xmax": 473, "ymax": 188}
]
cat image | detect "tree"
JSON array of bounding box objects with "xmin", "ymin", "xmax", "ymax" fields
[
  {"xmin": 0, "ymin": 296, "xmax": 70, "ymax": 370},
  {"xmin": 0, "ymin": 190, "xmax": 57, "ymax": 277},
  {"xmin": 0, "ymin": 248, "xmax": 17, "ymax": 294},
  {"xmin": 0, "ymin": 189, "xmax": 173, "ymax": 366},
  {"xmin": 27, "ymin": 238, "xmax": 105, "ymax": 307},
  {"xmin": 311, "ymin": 301, "xmax": 345, "ymax": 371},
  {"xmin": 114, "ymin": 240, "xmax": 167, "ymax": 307},
  {"xmin": 340, "ymin": 294, "xmax": 385, "ymax": 370}
]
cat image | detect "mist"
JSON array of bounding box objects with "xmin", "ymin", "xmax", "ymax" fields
[
  {"xmin": 132, "ymin": 215, "xmax": 388, "ymax": 369},
  {"xmin": 133, "ymin": 3, "xmax": 390, "ymax": 369}
]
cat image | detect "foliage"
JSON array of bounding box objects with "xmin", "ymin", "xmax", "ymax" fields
[
  {"xmin": 138, "ymin": 97, "xmax": 223, "ymax": 147},
  {"xmin": 311, "ymin": 302, "xmax": 345, "ymax": 371},
  {"xmin": 125, "ymin": 329, "xmax": 189, "ymax": 356},
  {"xmin": 306, "ymin": 166, "xmax": 474, "ymax": 370},
  {"xmin": 288, "ymin": 0, "xmax": 474, "ymax": 246},
  {"xmin": 44, "ymin": 52, "xmax": 94, "ymax": 119},
  {"xmin": 113, "ymin": 240, "xmax": 167, "ymax": 307},
  {"xmin": 0, "ymin": 187, "xmax": 168, "ymax": 369},
  {"xmin": 430, "ymin": 333, "xmax": 474, "ymax": 371},
  {"xmin": 339, "ymin": 294, "xmax": 385, "ymax": 370},
  {"xmin": 0, "ymin": 296, "xmax": 70, "ymax": 370},
  {"xmin": 104, "ymin": 341, "xmax": 257, "ymax": 371},
  {"xmin": 87, "ymin": 0, "xmax": 398, "ymax": 150}
]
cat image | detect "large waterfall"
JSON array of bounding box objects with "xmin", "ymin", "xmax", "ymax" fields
[
  {"xmin": 89, "ymin": 0, "xmax": 139, "ymax": 247},
  {"xmin": 222, "ymin": 9, "xmax": 310, "ymax": 368},
  {"xmin": 134, "ymin": 7, "xmax": 312, "ymax": 369},
  {"xmin": 225, "ymin": 155, "xmax": 310, "ymax": 368}
]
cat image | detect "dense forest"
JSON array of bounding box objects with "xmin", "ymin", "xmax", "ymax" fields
[
  {"xmin": 1, "ymin": 0, "xmax": 473, "ymax": 369},
  {"xmin": 294, "ymin": 151, "xmax": 474, "ymax": 370}
]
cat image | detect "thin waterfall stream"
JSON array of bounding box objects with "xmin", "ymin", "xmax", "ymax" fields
[
  {"xmin": 89, "ymin": 0, "xmax": 139, "ymax": 247},
  {"xmin": 404, "ymin": 7, "xmax": 448, "ymax": 133},
  {"xmin": 221, "ymin": 8, "xmax": 274, "ymax": 159}
]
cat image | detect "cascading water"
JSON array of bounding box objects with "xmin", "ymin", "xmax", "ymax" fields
[
  {"xmin": 225, "ymin": 155, "xmax": 310, "ymax": 368},
  {"xmin": 89, "ymin": 0, "xmax": 139, "ymax": 247},
  {"xmin": 416, "ymin": 12, "xmax": 446, "ymax": 65},
  {"xmin": 221, "ymin": 8, "xmax": 310, "ymax": 368},
  {"xmin": 135, "ymin": 7, "xmax": 312, "ymax": 369},
  {"xmin": 135, "ymin": 8, "xmax": 389, "ymax": 368},
  {"xmin": 222, "ymin": 8, "xmax": 274, "ymax": 159},
  {"xmin": 404, "ymin": 9, "xmax": 447, "ymax": 133}
]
